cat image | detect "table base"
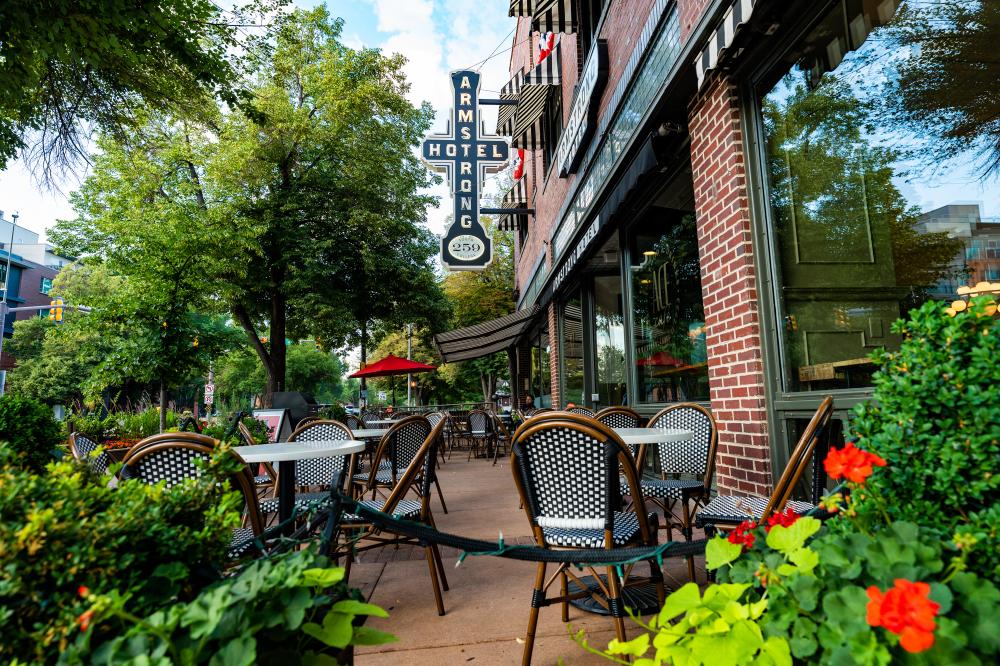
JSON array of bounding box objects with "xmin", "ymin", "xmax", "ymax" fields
[{"xmin": 567, "ymin": 575, "xmax": 663, "ymax": 616}]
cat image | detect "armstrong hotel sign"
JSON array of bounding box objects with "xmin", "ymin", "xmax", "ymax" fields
[{"xmin": 422, "ymin": 70, "xmax": 509, "ymax": 271}]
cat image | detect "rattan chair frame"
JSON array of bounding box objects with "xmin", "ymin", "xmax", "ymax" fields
[
  {"xmin": 509, "ymin": 418, "xmax": 664, "ymax": 665},
  {"xmin": 238, "ymin": 421, "xmax": 277, "ymax": 498},
  {"xmin": 465, "ymin": 409, "xmax": 494, "ymax": 461},
  {"xmin": 68, "ymin": 432, "xmax": 113, "ymax": 476}
]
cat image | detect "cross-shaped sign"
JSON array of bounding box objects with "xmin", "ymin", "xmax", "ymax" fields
[{"xmin": 422, "ymin": 70, "xmax": 509, "ymax": 271}]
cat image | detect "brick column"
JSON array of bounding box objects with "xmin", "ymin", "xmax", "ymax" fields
[
  {"xmin": 688, "ymin": 72, "xmax": 772, "ymax": 497},
  {"xmin": 547, "ymin": 302, "xmax": 561, "ymax": 408}
]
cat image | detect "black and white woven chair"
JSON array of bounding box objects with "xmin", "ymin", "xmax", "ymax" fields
[
  {"xmin": 637, "ymin": 403, "xmax": 718, "ymax": 581},
  {"xmin": 258, "ymin": 420, "xmax": 355, "ymax": 518},
  {"xmin": 567, "ymin": 405, "xmax": 596, "ymax": 417},
  {"xmin": 69, "ymin": 432, "xmax": 113, "ymax": 476},
  {"xmin": 490, "ymin": 412, "xmax": 512, "ymax": 465},
  {"xmin": 596, "ymin": 407, "xmax": 645, "ymax": 457},
  {"xmin": 237, "ymin": 421, "xmax": 276, "ymax": 499},
  {"xmin": 696, "ymin": 396, "xmax": 834, "ymax": 534},
  {"xmin": 338, "ymin": 418, "xmax": 449, "ymax": 615},
  {"xmin": 120, "ymin": 433, "xmax": 266, "ymax": 560},
  {"xmin": 466, "ymin": 409, "xmax": 493, "ymax": 460},
  {"xmin": 345, "ymin": 414, "xmax": 363, "ymax": 431},
  {"xmin": 510, "ymin": 418, "xmax": 664, "ymax": 665}
]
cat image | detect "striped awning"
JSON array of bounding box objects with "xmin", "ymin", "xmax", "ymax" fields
[
  {"xmin": 508, "ymin": 1, "xmax": 576, "ymax": 33},
  {"xmin": 510, "ymin": 43, "xmax": 562, "ymax": 150},
  {"xmin": 496, "ymin": 178, "xmax": 529, "ymax": 231},
  {"xmin": 496, "ymin": 69, "xmax": 525, "ymax": 136},
  {"xmin": 695, "ymin": 0, "xmax": 758, "ymax": 89},
  {"xmin": 434, "ymin": 305, "xmax": 541, "ymax": 362}
]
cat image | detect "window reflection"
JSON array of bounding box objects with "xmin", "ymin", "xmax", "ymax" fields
[
  {"xmin": 562, "ymin": 292, "xmax": 585, "ymax": 405},
  {"xmin": 760, "ymin": 0, "xmax": 999, "ymax": 393},
  {"xmin": 630, "ymin": 211, "xmax": 709, "ymax": 404},
  {"xmin": 594, "ymin": 275, "xmax": 626, "ymax": 406}
]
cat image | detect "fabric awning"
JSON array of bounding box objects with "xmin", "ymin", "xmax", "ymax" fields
[
  {"xmin": 496, "ymin": 69, "xmax": 525, "ymax": 136},
  {"xmin": 511, "ymin": 43, "xmax": 562, "ymax": 150},
  {"xmin": 497, "ymin": 178, "xmax": 529, "ymax": 231},
  {"xmin": 530, "ymin": 0, "xmax": 576, "ymax": 34},
  {"xmin": 695, "ymin": 0, "xmax": 758, "ymax": 89},
  {"xmin": 434, "ymin": 305, "xmax": 541, "ymax": 362}
]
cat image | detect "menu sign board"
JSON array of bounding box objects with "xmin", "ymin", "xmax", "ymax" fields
[
  {"xmin": 554, "ymin": 40, "xmax": 608, "ymax": 177},
  {"xmin": 422, "ymin": 70, "xmax": 509, "ymax": 271}
]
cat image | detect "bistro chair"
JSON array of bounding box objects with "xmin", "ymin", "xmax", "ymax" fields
[
  {"xmin": 257, "ymin": 420, "xmax": 356, "ymax": 519},
  {"xmin": 120, "ymin": 433, "xmax": 266, "ymax": 559},
  {"xmin": 338, "ymin": 419, "xmax": 449, "ymax": 615},
  {"xmin": 345, "ymin": 414, "xmax": 363, "ymax": 431},
  {"xmin": 69, "ymin": 432, "xmax": 113, "ymax": 477},
  {"xmin": 490, "ymin": 412, "xmax": 513, "ymax": 465},
  {"xmin": 641, "ymin": 403, "xmax": 719, "ymax": 581},
  {"xmin": 595, "ymin": 407, "xmax": 645, "ymax": 456},
  {"xmin": 696, "ymin": 396, "xmax": 834, "ymax": 534},
  {"xmin": 510, "ymin": 417, "xmax": 664, "ymax": 665},
  {"xmin": 568, "ymin": 405, "xmax": 596, "ymax": 417},
  {"xmin": 466, "ymin": 409, "xmax": 493, "ymax": 460},
  {"xmin": 238, "ymin": 420, "xmax": 277, "ymax": 499}
]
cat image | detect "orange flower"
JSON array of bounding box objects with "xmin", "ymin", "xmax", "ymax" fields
[
  {"xmin": 77, "ymin": 609, "xmax": 94, "ymax": 632},
  {"xmin": 866, "ymin": 579, "xmax": 940, "ymax": 653},
  {"xmin": 765, "ymin": 507, "xmax": 800, "ymax": 532},
  {"xmin": 824, "ymin": 442, "xmax": 887, "ymax": 484},
  {"xmin": 727, "ymin": 520, "xmax": 757, "ymax": 551},
  {"xmin": 77, "ymin": 585, "xmax": 89, "ymax": 598}
]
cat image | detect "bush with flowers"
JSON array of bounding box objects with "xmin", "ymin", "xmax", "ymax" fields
[{"xmin": 580, "ymin": 297, "xmax": 1000, "ymax": 664}]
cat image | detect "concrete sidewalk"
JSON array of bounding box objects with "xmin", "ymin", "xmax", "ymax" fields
[{"xmin": 350, "ymin": 454, "xmax": 707, "ymax": 665}]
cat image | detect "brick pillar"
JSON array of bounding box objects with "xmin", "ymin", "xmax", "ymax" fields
[
  {"xmin": 547, "ymin": 302, "xmax": 561, "ymax": 409},
  {"xmin": 688, "ymin": 72, "xmax": 772, "ymax": 497}
]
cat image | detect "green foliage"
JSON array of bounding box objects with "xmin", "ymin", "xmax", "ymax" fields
[
  {"xmin": 0, "ymin": 448, "xmax": 240, "ymax": 663},
  {"xmin": 0, "ymin": 395, "xmax": 64, "ymax": 471},
  {"xmin": 216, "ymin": 344, "xmax": 346, "ymax": 405},
  {"xmin": 849, "ymin": 297, "xmax": 1000, "ymax": 578},
  {"xmin": 62, "ymin": 549, "xmax": 394, "ymax": 664}
]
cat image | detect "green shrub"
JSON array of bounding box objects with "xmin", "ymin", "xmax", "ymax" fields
[
  {"xmin": 0, "ymin": 446, "xmax": 240, "ymax": 662},
  {"xmin": 0, "ymin": 394, "xmax": 65, "ymax": 471},
  {"xmin": 108, "ymin": 407, "xmax": 178, "ymax": 439},
  {"xmin": 61, "ymin": 548, "xmax": 395, "ymax": 664},
  {"xmin": 322, "ymin": 403, "xmax": 348, "ymax": 423},
  {"xmin": 66, "ymin": 411, "xmax": 108, "ymax": 442},
  {"xmin": 850, "ymin": 296, "xmax": 1000, "ymax": 578}
]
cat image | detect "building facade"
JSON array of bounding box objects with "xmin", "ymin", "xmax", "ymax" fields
[{"xmin": 486, "ymin": 0, "xmax": 995, "ymax": 496}]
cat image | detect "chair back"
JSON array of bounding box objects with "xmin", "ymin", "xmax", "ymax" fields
[
  {"xmin": 647, "ymin": 403, "xmax": 718, "ymax": 488},
  {"xmin": 362, "ymin": 411, "xmax": 379, "ymax": 427},
  {"xmin": 467, "ymin": 409, "xmax": 491, "ymax": 436},
  {"xmin": 595, "ymin": 407, "xmax": 645, "ymax": 456},
  {"xmin": 762, "ymin": 397, "xmax": 834, "ymax": 521},
  {"xmin": 346, "ymin": 414, "xmax": 363, "ymax": 430},
  {"xmin": 69, "ymin": 433, "xmax": 112, "ymax": 476},
  {"xmin": 491, "ymin": 412, "xmax": 511, "ymax": 440},
  {"xmin": 237, "ymin": 421, "xmax": 259, "ymax": 446},
  {"xmin": 568, "ymin": 406, "xmax": 595, "ymax": 416},
  {"xmin": 372, "ymin": 416, "xmax": 433, "ymax": 479},
  {"xmin": 121, "ymin": 436, "xmax": 264, "ymax": 536},
  {"xmin": 510, "ymin": 418, "xmax": 651, "ymax": 544},
  {"xmin": 380, "ymin": 419, "xmax": 447, "ymax": 515},
  {"xmin": 287, "ymin": 420, "xmax": 354, "ymax": 491},
  {"xmin": 426, "ymin": 411, "xmax": 444, "ymax": 427}
]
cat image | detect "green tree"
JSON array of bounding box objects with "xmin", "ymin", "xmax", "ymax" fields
[
  {"xmin": 0, "ymin": 0, "xmax": 273, "ymax": 176},
  {"xmin": 216, "ymin": 343, "xmax": 346, "ymax": 406}
]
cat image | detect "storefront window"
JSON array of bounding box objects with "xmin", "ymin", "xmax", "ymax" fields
[
  {"xmin": 561, "ymin": 292, "xmax": 585, "ymax": 406},
  {"xmin": 630, "ymin": 211, "xmax": 709, "ymax": 404},
  {"xmin": 594, "ymin": 275, "xmax": 626, "ymax": 406},
  {"xmin": 758, "ymin": 0, "xmax": 1000, "ymax": 393},
  {"xmin": 529, "ymin": 331, "xmax": 551, "ymax": 408}
]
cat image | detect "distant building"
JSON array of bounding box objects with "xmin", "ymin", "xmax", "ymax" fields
[
  {"xmin": 916, "ymin": 204, "xmax": 1000, "ymax": 299},
  {"xmin": 0, "ymin": 211, "xmax": 75, "ymax": 332}
]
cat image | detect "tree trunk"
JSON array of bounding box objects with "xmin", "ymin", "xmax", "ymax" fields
[
  {"xmin": 266, "ymin": 288, "xmax": 287, "ymax": 407},
  {"xmin": 159, "ymin": 377, "xmax": 167, "ymax": 433}
]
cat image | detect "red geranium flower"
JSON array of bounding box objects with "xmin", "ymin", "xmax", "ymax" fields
[
  {"xmin": 77, "ymin": 609, "xmax": 94, "ymax": 632},
  {"xmin": 765, "ymin": 507, "xmax": 800, "ymax": 532},
  {"xmin": 727, "ymin": 520, "xmax": 757, "ymax": 551},
  {"xmin": 77, "ymin": 585, "xmax": 90, "ymax": 598},
  {"xmin": 866, "ymin": 579, "xmax": 940, "ymax": 653},
  {"xmin": 824, "ymin": 442, "xmax": 887, "ymax": 484}
]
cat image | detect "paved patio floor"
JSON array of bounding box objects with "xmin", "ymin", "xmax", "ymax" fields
[{"xmin": 349, "ymin": 453, "xmax": 708, "ymax": 665}]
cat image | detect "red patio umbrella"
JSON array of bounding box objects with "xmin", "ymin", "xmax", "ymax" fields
[
  {"xmin": 636, "ymin": 351, "xmax": 684, "ymax": 367},
  {"xmin": 349, "ymin": 354, "xmax": 437, "ymax": 405}
]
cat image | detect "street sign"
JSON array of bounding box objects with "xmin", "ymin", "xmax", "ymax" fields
[
  {"xmin": 422, "ymin": 70, "xmax": 509, "ymax": 271},
  {"xmin": 377, "ymin": 391, "xmax": 387, "ymax": 402},
  {"xmin": 204, "ymin": 383, "xmax": 215, "ymax": 404}
]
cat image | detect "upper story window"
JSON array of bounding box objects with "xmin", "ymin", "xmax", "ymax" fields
[{"xmin": 577, "ymin": 0, "xmax": 609, "ymax": 71}]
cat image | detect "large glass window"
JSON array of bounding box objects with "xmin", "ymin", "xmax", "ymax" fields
[
  {"xmin": 594, "ymin": 275, "xmax": 626, "ymax": 406},
  {"xmin": 561, "ymin": 292, "xmax": 585, "ymax": 406},
  {"xmin": 529, "ymin": 330, "xmax": 551, "ymax": 408},
  {"xmin": 758, "ymin": 0, "xmax": 1000, "ymax": 394},
  {"xmin": 630, "ymin": 210, "xmax": 709, "ymax": 404}
]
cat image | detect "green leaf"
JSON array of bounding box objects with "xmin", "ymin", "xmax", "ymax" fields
[
  {"xmin": 658, "ymin": 583, "xmax": 702, "ymax": 622},
  {"xmin": 607, "ymin": 633, "xmax": 649, "ymax": 657},
  {"xmin": 301, "ymin": 611, "xmax": 353, "ymax": 649},
  {"xmin": 300, "ymin": 653, "xmax": 341, "ymax": 666},
  {"xmin": 330, "ymin": 599, "xmax": 389, "ymax": 618},
  {"xmin": 350, "ymin": 626, "xmax": 398, "ymax": 646},
  {"xmin": 790, "ymin": 617, "xmax": 818, "ymax": 658},
  {"xmin": 929, "ymin": 581, "xmax": 953, "ymax": 615},
  {"xmin": 757, "ymin": 636, "xmax": 792, "ymax": 666},
  {"xmin": 706, "ymin": 537, "xmax": 745, "ymax": 570},
  {"xmin": 765, "ymin": 518, "xmax": 821, "ymax": 555},
  {"xmin": 302, "ymin": 567, "xmax": 345, "ymax": 588},
  {"xmin": 787, "ymin": 547, "xmax": 819, "ymax": 574},
  {"xmin": 208, "ymin": 636, "xmax": 256, "ymax": 666}
]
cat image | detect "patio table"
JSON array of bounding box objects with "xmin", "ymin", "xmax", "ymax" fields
[
  {"xmin": 351, "ymin": 428, "xmax": 390, "ymax": 439},
  {"xmin": 367, "ymin": 419, "xmax": 396, "ymax": 427},
  {"xmin": 234, "ymin": 439, "xmax": 365, "ymax": 533},
  {"xmin": 569, "ymin": 426, "xmax": 695, "ymax": 617}
]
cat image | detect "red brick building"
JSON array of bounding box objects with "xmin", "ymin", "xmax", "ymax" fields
[{"xmin": 436, "ymin": 0, "xmax": 989, "ymax": 497}]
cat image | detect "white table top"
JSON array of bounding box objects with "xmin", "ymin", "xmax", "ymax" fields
[
  {"xmin": 613, "ymin": 427, "xmax": 694, "ymax": 446},
  {"xmin": 233, "ymin": 440, "xmax": 365, "ymax": 463},
  {"xmin": 366, "ymin": 419, "xmax": 396, "ymax": 427},
  {"xmin": 351, "ymin": 428, "xmax": 388, "ymax": 439}
]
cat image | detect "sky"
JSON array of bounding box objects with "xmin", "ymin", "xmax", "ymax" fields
[{"xmin": 0, "ymin": 0, "xmax": 517, "ymax": 240}]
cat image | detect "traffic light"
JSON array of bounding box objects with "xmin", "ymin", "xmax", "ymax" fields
[{"xmin": 48, "ymin": 298, "xmax": 64, "ymax": 323}]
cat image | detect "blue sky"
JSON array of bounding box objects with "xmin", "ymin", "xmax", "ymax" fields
[{"xmin": 0, "ymin": 0, "xmax": 516, "ymax": 239}]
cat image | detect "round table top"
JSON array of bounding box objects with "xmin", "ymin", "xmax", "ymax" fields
[
  {"xmin": 351, "ymin": 428, "xmax": 389, "ymax": 439},
  {"xmin": 233, "ymin": 439, "xmax": 365, "ymax": 463},
  {"xmin": 366, "ymin": 419, "xmax": 397, "ymax": 426},
  {"xmin": 612, "ymin": 427, "xmax": 694, "ymax": 446}
]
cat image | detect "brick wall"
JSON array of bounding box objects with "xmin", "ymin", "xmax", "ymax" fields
[
  {"xmin": 687, "ymin": 72, "xmax": 772, "ymax": 497},
  {"xmin": 678, "ymin": 0, "xmax": 711, "ymax": 41}
]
